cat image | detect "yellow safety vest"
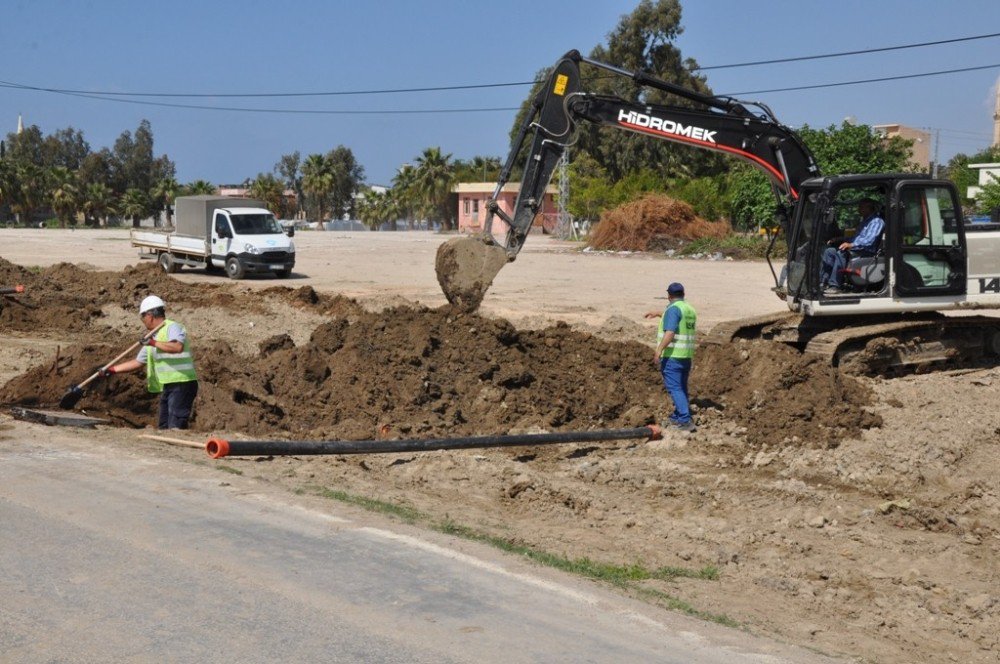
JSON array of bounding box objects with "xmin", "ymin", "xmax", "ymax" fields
[
  {"xmin": 657, "ymin": 300, "xmax": 697, "ymax": 359},
  {"xmin": 146, "ymin": 319, "xmax": 197, "ymax": 393}
]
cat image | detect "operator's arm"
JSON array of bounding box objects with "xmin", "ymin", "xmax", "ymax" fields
[{"xmin": 840, "ymin": 217, "xmax": 884, "ymax": 251}]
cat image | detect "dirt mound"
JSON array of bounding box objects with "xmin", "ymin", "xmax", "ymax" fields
[
  {"xmin": 0, "ymin": 256, "xmax": 877, "ymax": 449},
  {"xmin": 588, "ymin": 194, "xmax": 730, "ymax": 252},
  {"xmin": 694, "ymin": 337, "xmax": 881, "ymax": 448}
]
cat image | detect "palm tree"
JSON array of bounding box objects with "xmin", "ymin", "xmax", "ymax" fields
[
  {"xmin": 184, "ymin": 180, "xmax": 216, "ymax": 196},
  {"xmin": 356, "ymin": 188, "xmax": 398, "ymax": 231},
  {"xmin": 413, "ymin": 147, "xmax": 456, "ymax": 230},
  {"xmin": 391, "ymin": 164, "xmax": 419, "ymax": 231},
  {"xmin": 119, "ymin": 188, "xmax": 149, "ymax": 228},
  {"xmin": 248, "ymin": 173, "xmax": 285, "ymax": 217},
  {"xmin": 301, "ymin": 154, "xmax": 333, "ymax": 228},
  {"xmin": 15, "ymin": 163, "xmax": 49, "ymax": 226},
  {"xmin": 81, "ymin": 182, "xmax": 114, "ymax": 227},
  {"xmin": 152, "ymin": 176, "xmax": 180, "ymax": 227},
  {"xmin": 0, "ymin": 161, "xmax": 16, "ymax": 223},
  {"xmin": 48, "ymin": 166, "xmax": 80, "ymax": 228}
]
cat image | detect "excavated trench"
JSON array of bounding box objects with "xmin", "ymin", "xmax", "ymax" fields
[{"xmin": 0, "ymin": 259, "xmax": 879, "ymax": 448}]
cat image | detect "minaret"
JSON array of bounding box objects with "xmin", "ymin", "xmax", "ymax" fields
[{"xmin": 16, "ymin": 113, "xmax": 23, "ymax": 134}]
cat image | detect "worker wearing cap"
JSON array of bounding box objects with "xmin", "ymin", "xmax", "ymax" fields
[
  {"xmin": 103, "ymin": 295, "xmax": 199, "ymax": 429},
  {"xmin": 645, "ymin": 282, "xmax": 697, "ymax": 432}
]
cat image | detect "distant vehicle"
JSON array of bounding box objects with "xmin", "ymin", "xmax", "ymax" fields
[{"xmin": 131, "ymin": 196, "xmax": 296, "ymax": 279}]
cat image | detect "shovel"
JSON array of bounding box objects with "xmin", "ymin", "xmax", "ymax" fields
[{"xmin": 59, "ymin": 322, "xmax": 164, "ymax": 410}]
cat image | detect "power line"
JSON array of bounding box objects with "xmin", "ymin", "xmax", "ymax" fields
[
  {"xmin": 695, "ymin": 31, "xmax": 1000, "ymax": 70},
  {"xmin": 724, "ymin": 63, "xmax": 1000, "ymax": 96},
  {"xmin": 3, "ymin": 63, "xmax": 999, "ymax": 116},
  {"xmin": 1, "ymin": 31, "xmax": 998, "ymax": 99},
  {"xmin": 0, "ymin": 83, "xmax": 520, "ymax": 115},
  {"xmin": 0, "ymin": 78, "xmax": 536, "ymax": 99}
]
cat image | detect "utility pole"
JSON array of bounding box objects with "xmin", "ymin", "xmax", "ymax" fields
[{"xmin": 932, "ymin": 128, "xmax": 940, "ymax": 178}]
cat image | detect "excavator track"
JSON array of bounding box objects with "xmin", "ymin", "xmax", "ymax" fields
[
  {"xmin": 805, "ymin": 316, "xmax": 1000, "ymax": 376},
  {"xmin": 706, "ymin": 311, "xmax": 1000, "ymax": 376},
  {"xmin": 703, "ymin": 312, "xmax": 803, "ymax": 345}
]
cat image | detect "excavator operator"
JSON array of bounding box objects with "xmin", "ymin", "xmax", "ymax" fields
[{"xmin": 820, "ymin": 198, "xmax": 884, "ymax": 294}]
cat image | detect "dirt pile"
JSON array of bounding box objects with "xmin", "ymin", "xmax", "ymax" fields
[
  {"xmin": 694, "ymin": 337, "xmax": 882, "ymax": 448},
  {"xmin": 588, "ymin": 194, "xmax": 730, "ymax": 252},
  {"xmin": 0, "ymin": 255, "xmax": 879, "ymax": 450},
  {"xmin": 434, "ymin": 236, "xmax": 510, "ymax": 312},
  {"xmin": 0, "ymin": 258, "xmax": 664, "ymax": 437}
]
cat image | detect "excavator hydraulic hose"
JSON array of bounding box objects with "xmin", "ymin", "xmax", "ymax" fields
[{"xmin": 206, "ymin": 425, "xmax": 662, "ymax": 459}]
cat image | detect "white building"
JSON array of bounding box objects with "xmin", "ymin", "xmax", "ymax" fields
[{"xmin": 967, "ymin": 162, "xmax": 1000, "ymax": 199}]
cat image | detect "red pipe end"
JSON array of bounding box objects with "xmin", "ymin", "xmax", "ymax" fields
[
  {"xmin": 206, "ymin": 438, "xmax": 230, "ymax": 458},
  {"xmin": 646, "ymin": 424, "xmax": 662, "ymax": 441},
  {"xmin": 14, "ymin": 285, "xmax": 24, "ymax": 293}
]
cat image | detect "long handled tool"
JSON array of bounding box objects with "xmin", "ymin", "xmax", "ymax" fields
[{"xmin": 59, "ymin": 322, "xmax": 164, "ymax": 410}]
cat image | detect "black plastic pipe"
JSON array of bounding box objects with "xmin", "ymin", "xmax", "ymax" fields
[{"xmin": 206, "ymin": 425, "xmax": 662, "ymax": 459}]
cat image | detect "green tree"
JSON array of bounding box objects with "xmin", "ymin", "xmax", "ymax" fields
[
  {"xmin": 941, "ymin": 146, "xmax": 1000, "ymax": 207},
  {"xmin": 356, "ymin": 188, "xmax": 397, "ymax": 231},
  {"xmin": 248, "ymin": 172, "xmax": 286, "ymax": 216},
  {"xmin": 391, "ymin": 164, "xmax": 419, "ymax": 230},
  {"xmin": 48, "ymin": 166, "xmax": 80, "ymax": 228},
  {"xmin": 42, "ymin": 127, "xmax": 90, "ymax": 170},
  {"xmin": 976, "ymin": 177, "xmax": 1000, "ymax": 215},
  {"xmin": 668, "ymin": 175, "xmax": 727, "ymax": 221},
  {"xmin": 13, "ymin": 163, "xmax": 48, "ymax": 225},
  {"xmin": 184, "ymin": 180, "xmax": 217, "ymax": 195},
  {"xmin": 301, "ymin": 153, "xmax": 333, "ymax": 225},
  {"xmin": 453, "ymin": 155, "xmax": 502, "ymax": 183},
  {"xmin": 110, "ymin": 120, "xmax": 175, "ymax": 214},
  {"xmin": 119, "ymin": 188, "xmax": 150, "ymax": 228},
  {"xmin": 509, "ymin": 0, "xmax": 721, "ymax": 182},
  {"xmin": 566, "ymin": 152, "xmax": 616, "ymax": 222},
  {"xmin": 152, "ymin": 176, "xmax": 180, "ymax": 227},
  {"xmin": 275, "ymin": 151, "xmax": 302, "ymax": 216},
  {"xmin": 413, "ymin": 147, "xmax": 455, "ymax": 230},
  {"xmin": 81, "ymin": 181, "xmax": 114, "ymax": 227},
  {"xmin": 326, "ymin": 145, "xmax": 364, "ymax": 221}
]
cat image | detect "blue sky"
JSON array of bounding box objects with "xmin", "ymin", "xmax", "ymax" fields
[{"xmin": 2, "ymin": 0, "xmax": 998, "ymax": 186}]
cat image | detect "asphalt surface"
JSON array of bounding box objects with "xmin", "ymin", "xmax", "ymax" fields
[{"xmin": 0, "ymin": 430, "xmax": 843, "ymax": 663}]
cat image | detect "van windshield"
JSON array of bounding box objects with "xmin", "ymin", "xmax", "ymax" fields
[{"xmin": 230, "ymin": 214, "xmax": 282, "ymax": 235}]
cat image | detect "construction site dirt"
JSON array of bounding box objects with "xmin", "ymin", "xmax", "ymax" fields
[{"xmin": 1, "ymin": 229, "xmax": 998, "ymax": 663}]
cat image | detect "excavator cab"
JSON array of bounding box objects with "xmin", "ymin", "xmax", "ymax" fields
[{"xmin": 784, "ymin": 175, "xmax": 969, "ymax": 315}]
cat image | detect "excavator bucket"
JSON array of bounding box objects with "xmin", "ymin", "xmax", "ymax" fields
[{"xmin": 435, "ymin": 235, "xmax": 510, "ymax": 313}]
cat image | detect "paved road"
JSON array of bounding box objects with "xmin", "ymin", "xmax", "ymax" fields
[{"xmin": 0, "ymin": 432, "xmax": 841, "ymax": 663}]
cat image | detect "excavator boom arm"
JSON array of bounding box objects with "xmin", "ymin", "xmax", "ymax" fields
[{"xmin": 485, "ymin": 50, "xmax": 819, "ymax": 257}]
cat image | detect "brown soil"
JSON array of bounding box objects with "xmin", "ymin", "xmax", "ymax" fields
[
  {"xmin": 1, "ymin": 252, "xmax": 998, "ymax": 663},
  {"xmin": 588, "ymin": 194, "xmax": 730, "ymax": 252},
  {"xmin": 434, "ymin": 236, "xmax": 510, "ymax": 312}
]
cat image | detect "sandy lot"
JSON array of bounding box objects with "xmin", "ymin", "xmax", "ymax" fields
[{"xmin": 0, "ymin": 228, "xmax": 998, "ymax": 663}]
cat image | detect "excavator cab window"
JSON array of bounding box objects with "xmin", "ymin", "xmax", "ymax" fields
[{"xmin": 894, "ymin": 183, "xmax": 966, "ymax": 295}]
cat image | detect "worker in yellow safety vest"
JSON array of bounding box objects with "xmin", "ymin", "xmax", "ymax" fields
[
  {"xmin": 103, "ymin": 295, "xmax": 199, "ymax": 429},
  {"xmin": 644, "ymin": 282, "xmax": 697, "ymax": 432}
]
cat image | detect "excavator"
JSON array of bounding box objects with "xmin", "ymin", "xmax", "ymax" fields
[{"xmin": 436, "ymin": 49, "xmax": 1000, "ymax": 374}]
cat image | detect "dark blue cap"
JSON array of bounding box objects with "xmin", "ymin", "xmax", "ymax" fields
[{"xmin": 667, "ymin": 282, "xmax": 684, "ymax": 295}]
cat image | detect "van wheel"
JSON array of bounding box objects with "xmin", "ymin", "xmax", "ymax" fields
[
  {"xmin": 225, "ymin": 256, "xmax": 245, "ymax": 280},
  {"xmin": 158, "ymin": 252, "xmax": 179, "ymax": 274}
]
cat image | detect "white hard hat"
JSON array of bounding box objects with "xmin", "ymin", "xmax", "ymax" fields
[{"xmin": 139, "ymin": 295, "xmax": 166, "ymax": 314}]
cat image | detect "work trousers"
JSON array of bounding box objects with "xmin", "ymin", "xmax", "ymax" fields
[
  {"xmin": 157, "ymin": 380, "xmax": 198, "ymax": 430},
  {"xmin": 659, "ymin": 357, "xmax": 692, "ymax": 425},
  {"xmin": 821, "ymin": 247, "xmax": 876, "ymax": 287},
  {"xmin": 820, "ymin": 247, "xmax": 849, "ymax": 287}
]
